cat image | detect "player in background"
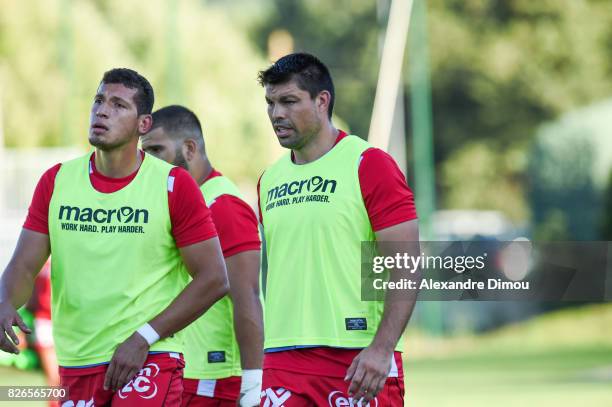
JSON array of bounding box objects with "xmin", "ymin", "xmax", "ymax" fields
[
  {"xmin": 257, "ymin": 53, "xmax": 420, "ymax": 405},
  {"xmin": 0, "ymin": 68, "xmax": 229, "ymax": 406},
  {"xmin": 142, "ymin": 105, "xmax": 264, "ymax": 407}
]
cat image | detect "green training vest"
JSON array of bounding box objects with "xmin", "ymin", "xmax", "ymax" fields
[
  {"xmin": 48, "ymin": 153, "xmax": 185, "ymax": 366},
  {"xmin": 259, "ymin": 135, "xmax": 386, "ymax": 350},
  {"xmin": 182, "ymin": 175, "xmax": 243, "ymax": 379}
]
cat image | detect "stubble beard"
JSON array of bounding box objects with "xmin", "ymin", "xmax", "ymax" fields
[
  {"xmin": 89, "ymin": 130, "xmax": 137, "ymax": 152},
  {"xmin": 173, "ymin": 148, "xmax": 189, "ymax": 171},
  {"xmin": 285, "ymin": 120, "xmax": 322, "ymax": 152}
]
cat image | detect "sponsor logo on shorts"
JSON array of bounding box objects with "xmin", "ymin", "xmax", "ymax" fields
[
  {"xmin": 261, "ymin": 387, "xmax": 292, "ymax": 406},
  {"xmin": 328, "ymin": 391, "xmax": 379, "ymax": 407},
  {"xmin": 118, "ymin": 362, "xmax": 160, "ymax": 400},
  {"xmin": 61, "ymin": 399, "xmax": 94, "ymax": 407}
]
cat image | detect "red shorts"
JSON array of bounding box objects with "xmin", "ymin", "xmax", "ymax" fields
[
  {"xmin": 181, "ymin": 376, "xmax": 241, "ymax": 406},
  {"xmin": 261, "ymin": 369, "xmax": 404, "ymax": 406},
  {"xmin": 59, "ymin": 353, "xmax": 185, "ymax": 406}
]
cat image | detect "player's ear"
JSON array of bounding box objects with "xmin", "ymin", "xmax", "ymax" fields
[
  {"xmin": 138, "ymin": 114, "xmax": 153, "ymax": 134},
  {"xmin": 183, "ymin": 138, "xmax": 198, "ymax": 162},
  {"xmin": 316, "ymin": 90, "xmax": 331, "ymax": 117}
]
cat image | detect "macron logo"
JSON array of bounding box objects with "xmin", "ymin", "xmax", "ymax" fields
[
  {"xmin": 58, "ymin": 205, "xmax": 149, "ymax": 224},
  {"xmin": 267, "ymin": 175, "xmax": 337, "ymax": 203}
]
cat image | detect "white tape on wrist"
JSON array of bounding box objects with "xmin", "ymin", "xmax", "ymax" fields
[
  {"xmin": 136, "ymin": 323, "xmax": 160, "ymax": 346},
  {"xmin": 239, "ymin": 369, "xmax": 263, "ymax": 406},
  {"xmin": 240, "ymin": 369, "xmax": 263, "ymax": 391}
]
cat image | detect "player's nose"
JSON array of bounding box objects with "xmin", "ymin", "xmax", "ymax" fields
[
  {"xmin": 270, "ymin": 104, "xmax": 286, "ymax": 120},
  {"xmin": 94, "ymin": 103, "xmax": 110, "ymax": 119}
]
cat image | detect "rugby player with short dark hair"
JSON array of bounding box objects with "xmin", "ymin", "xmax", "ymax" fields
[
  {"xmin": 143, "ymin": 105, "xmax": 264, "ymax": 407},
  {"xmin": 257, "ymin": 53, "xmax": 419, "ymax": 405},
  {"xmin": 0, "ymin": 68, "xmax": 229, "ymax": 406}
]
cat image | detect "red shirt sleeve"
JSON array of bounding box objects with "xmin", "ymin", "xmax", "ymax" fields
[
  {"xmin": 168, "ymin": 167, "xmax": 218, "ymax": 247},
  {"xmin": 209, "ymin": 195, "xmax": 261, "ymax": 258},
  {"xmin": 23, "ymin": 164, "xmax": 62, "ymax": 234},
  {"xmin": 359, "ymin": 148, "xmax": 418, "ymax": 231}
]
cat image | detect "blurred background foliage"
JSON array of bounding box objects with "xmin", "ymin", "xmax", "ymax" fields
[
  {"xmin": 0, "ymin": 0, "xmax": 278, "ymax": 181},
  {"xmin": 2, "ymin": 0, "xmax": 612, "ymax": 235}
]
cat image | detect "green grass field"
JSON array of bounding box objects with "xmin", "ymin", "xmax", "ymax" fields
[
  {"xmin": 1, "ymin": 304, "xmax": 611, "ymax": 406},
  {"xmin": 405, "ymin": 345, "xmax": 612, "ymax": 406},
  {"xmin": 404, "ymin": 303, "xmax": 612, "ymax": 406}
]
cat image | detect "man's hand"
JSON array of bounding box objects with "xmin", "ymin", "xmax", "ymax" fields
[
  {"xmin": 0, "ymin": 302, "xmax": 31, "ymax": 354},
  {"xmin": 104, "ymin": 332, "xmax": 149, "ymax": 392},
  {"xmin": 344, "ymin": 344, "xmax": 393, "ymax": 402},
  {"xmin": 0, "ymin": 228, "xmax": 50, "ymax": 355}
]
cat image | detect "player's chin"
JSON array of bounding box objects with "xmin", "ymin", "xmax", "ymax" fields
[
  {"xmin": 89, "ymin": 134, "xmax": 102, "ymax": 147},
  {"xmin": 89, "ymin": 133, "xmax": 114, "ymax": 150},
  {"xmin": 277, "ymin": 135, "xmax": 301, "ymax": 149}
]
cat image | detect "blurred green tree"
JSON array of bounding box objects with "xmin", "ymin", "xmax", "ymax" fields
[
  {"xmin": 4, "ymin": 0, "xmax": 612, "ymax": 206},
  {"xmin": 0, "ymin": 0, "xmax": 279, "ymax": 182},
  {"xmin": 528, "ymin": 99, "xmax": 612, "ymax": 240}
]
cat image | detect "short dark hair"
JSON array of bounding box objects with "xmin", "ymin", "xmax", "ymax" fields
[
  {"xmin": 101, "ymin": 68, "xmax": 154, "ymax": 115},
  {"xmin": 150, "ymin": 105, "xmax": 205, "ymax": 151},
  {"xmin": 258, "ymin": 53, "xmax": 335, "ymax": 119}
]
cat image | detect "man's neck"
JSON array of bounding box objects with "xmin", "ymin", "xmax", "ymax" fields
[
  {"xmin": 293, "ymin": 125, "xmax": 339, "ymax": 164},
  {"xmin": 94, "ymin": 143, "xmax": 141, "ymax": 178},
  {"xmin": 191, "ymin": 156, "xmax": 213, "ymax": 187}
]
